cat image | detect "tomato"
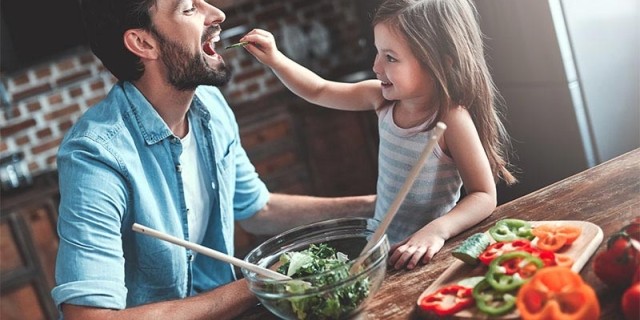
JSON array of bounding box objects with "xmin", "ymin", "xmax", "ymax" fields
[
  {"xmin": 622, "ymin": 283, "xmax": 640, "ymax": 320},
  {"xmin": 633, "ymin": 265, "xmax": 640, "ymax": 284},
  {"xmin": 622, "ymin": 218, "xmax": 640, "ymax": 242},
  {"xmin": 594, "ymin": 232, "xmax": 640, "ymax": 288}
]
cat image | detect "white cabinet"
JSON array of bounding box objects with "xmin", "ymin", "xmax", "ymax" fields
[{"xmin": 475, "ymin": 0, "xmax": 640, "ymax": 202}]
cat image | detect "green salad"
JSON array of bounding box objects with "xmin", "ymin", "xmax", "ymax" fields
[{"xmin": 274, "ymin": 243, "xmax": 370, "ymax": 320}]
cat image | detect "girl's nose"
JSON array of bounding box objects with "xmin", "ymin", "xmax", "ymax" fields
[
  {"xmin": 372, "ymin": 53, "xmax": 381, "ymax": 76},
  {"xmin": 204, "ymin": 3, "xmax": 226, "ymax": 26}
]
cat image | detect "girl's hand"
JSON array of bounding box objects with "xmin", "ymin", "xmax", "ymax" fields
[
  {"xmin": 240, "ymin": 29, "xmax": 282, "ymax": 66},
  {"xmin": 388, "ymin": 230, "xmax": 446, "ymax": 270}
]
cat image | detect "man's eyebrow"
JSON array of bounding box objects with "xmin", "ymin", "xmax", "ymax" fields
[{"xmin": 170, "ymin": 0, "xmax": 187, "ymax": 12}]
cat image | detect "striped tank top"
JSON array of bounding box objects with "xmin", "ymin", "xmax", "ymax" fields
[{"xmin": 374, "ymin": 103, "xmax": 462, "ymax": 244}]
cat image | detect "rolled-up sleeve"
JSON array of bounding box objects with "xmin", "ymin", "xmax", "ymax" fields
[
  {"xmin": 232, "ymin": 141, "xmax": 269, "ymax": 220},
  {"xmin": 52, "ymin": 134, "xmax": 128, "ymax": 310}
]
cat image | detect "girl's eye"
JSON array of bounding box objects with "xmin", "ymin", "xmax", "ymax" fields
[
  {"xmin": 386, "ymin": 55, "xmax": 397, "ymax": 62},
  {"xmin": 183, "ymin": 7, "xmax": 197, "ymax": 14}
]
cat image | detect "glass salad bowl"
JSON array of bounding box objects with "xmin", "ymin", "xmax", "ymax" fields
[{"xmin": 242, "ymin": 217, "xmax": 389, "ymax": 320}]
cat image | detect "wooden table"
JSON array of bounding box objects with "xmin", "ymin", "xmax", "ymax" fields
[{"xmin": 237, "ymin": 148, "xmax": 639, "ymax": 319}]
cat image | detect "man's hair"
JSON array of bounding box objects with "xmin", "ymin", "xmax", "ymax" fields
[{"xmin": 79, "ymin": 0, "xmax": 156, "ymax": 80}]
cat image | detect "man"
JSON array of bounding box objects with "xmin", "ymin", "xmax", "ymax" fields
[{"xmin": 52, "ymin": 1, "xmax": 375, "ymax": 319}]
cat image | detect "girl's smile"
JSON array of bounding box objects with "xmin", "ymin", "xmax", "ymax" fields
[{"xmin": 372, "ymin": 22, "xmax": 434, "ymax": 107}]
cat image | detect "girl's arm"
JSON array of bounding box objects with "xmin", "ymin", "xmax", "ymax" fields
[
  {"xmin": 430, "ymin": 106, "xmax": 497, "ymax": 238},
  {"xmin": 389, "ymin": 106, "xmax": 497, "ymax": 269},
  {"xmin": 241, "ymin": 29, "xmax": 384, "ymax": 111}
]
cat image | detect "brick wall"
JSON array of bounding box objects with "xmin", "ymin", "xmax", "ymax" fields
[
  {"xmin": 0, "ymin": 51, "xmax": 117, "ymax": 174},
  {"xmin": 0, "ymin": 0, "xmax": 370, "ymax": 178}
]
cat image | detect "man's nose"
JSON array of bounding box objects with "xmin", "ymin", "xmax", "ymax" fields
[{"xmin": 204, "ymin": 3, "xmax": 226, "ymax": 26}]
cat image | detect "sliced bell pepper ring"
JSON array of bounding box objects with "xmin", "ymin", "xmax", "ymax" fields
[
  {"xmin": 516, "ymin": 266, "xmax": 600, "ymax": 320},
  {"xmin": 479, "ymin": 239, "xmax": 532, "ymax": 266},
  {"xmin": 535, "ymin": 234, "xmax": 567, "ymax": 252},
  {"xmin": 525, "ymin": 248, "xmax": 574, "ymax": 268},
  {"xmin": 489, "ymin": 219, "xmax": 535, "ymax": 242},
  {"xmin": 532, "ymin": 224, "xmax": 582, "ymax": 252},
  {"xmin": 524, "ymin": 246, "xmax": 556, "ymax": 267},
  {"xmin": 472, "ymin": 278, "xmax": 517, "ymax": 316},
  {"xmin": 553, "ymin": 253, "xmax": 574, "ymax": 268},
  {"xmin": 419, "ymin": 284, "xmax": 474, "ymax": 316},
  {"xmin": 486, "ymin": 251, "xmax": 544, "ymax": 292}
]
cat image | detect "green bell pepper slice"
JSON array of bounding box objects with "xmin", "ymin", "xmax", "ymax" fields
[
  {"xmin": 485, "ymin": 251, "xmax": 544, "ymax": 292},
  {"xmin": 489, "ymin": 218, "xmax": 535, "ymax": 242},
  {"xmin": 472, "ymin": 279, "xmax": 517, "ymax": 316}
]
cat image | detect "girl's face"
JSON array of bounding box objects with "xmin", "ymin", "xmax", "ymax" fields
[{"xmin": 372, "ymin": 22, "xmax": 434, "ymax": 106}]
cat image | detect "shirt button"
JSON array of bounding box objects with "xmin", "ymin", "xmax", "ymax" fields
[
  {"xmin": 186, "ymin": 208, "xmax": 191, "ymax": 215},
  {"xmin": 176, "ymin": 164, "xmax": 182, "ymax": 172},
  {"xmin": 211, "ymin": 181, "xmax": 216, "ymax": 189}
]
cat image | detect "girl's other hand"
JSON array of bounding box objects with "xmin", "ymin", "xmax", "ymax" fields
[{"xmin": 388, "ymin": 231, "xmax": 445, "ymax": 270}]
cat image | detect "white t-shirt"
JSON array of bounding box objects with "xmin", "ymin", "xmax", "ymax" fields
[{"xmin": 180, "ymin": 127, "xmax": 211, "ymax": 245}]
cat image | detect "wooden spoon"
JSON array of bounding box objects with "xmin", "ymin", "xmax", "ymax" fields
[
  {"xmin": 351, "ymin": 122, "xmax": 447, "ymax": 272},
  {"xmin": 132, "ymin": 223, "xmax": 291, "ymax": 280}
]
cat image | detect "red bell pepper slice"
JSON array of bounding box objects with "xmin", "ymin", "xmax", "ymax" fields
[
  {"xmin": 478, "ymin": 239, "xmax": 532, "ymax": 265},
  {"xmin": 524, "ymin": 246, "xmax": 556, "ymax": 267},
  {"xmin": 419, "ymin": 284, "xmax": 474, "ymax": 316}
]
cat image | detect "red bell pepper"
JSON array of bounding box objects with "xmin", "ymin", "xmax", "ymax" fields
[
  {"xmin": 478, "ymin": 239, "xmax": 532, "ymax": 265},
  {"xmin": 524, "ymin": 246, "xmax": 556, "ymax": 267},
  {"xmin": 486, "ymin": 251, "xmax": 544, "ymax": 292},
  {"xmin": 419, "ymin": 284, "xmax": 474, "ymax": 316}
]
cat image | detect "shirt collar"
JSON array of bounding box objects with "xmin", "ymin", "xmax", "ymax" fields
[{"xmin": 122, "ymin": 81, "xmax": 180, "ymax": 145}]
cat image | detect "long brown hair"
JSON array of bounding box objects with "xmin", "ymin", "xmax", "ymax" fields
[{"xmin": 373, "ymin": 0, "xmax": 517, "ymax": 184}]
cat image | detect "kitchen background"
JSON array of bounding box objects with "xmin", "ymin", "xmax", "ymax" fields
[{"xmin": 0, "ymin": 0, "xmax": 638, "ymax": 319}]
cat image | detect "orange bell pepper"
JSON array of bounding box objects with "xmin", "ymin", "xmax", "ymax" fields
[
  {"xmin": 553, "ymin": 253, "xmax": 574, "ymax": 268},
  {"xmin": 517, "ymin": 266, "xmax": 599, "ymax": 320},
  {"xmin": 532, "ymin": 224, "xmax": 582, "ymax": 252}
]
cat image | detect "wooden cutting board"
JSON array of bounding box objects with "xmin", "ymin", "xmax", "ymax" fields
[{"xmin": 416, "ymin": 220, "xmax": 603, "ymax": 319}]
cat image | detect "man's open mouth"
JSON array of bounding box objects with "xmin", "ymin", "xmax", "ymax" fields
[
  {"xmin": 203, "ymin": 35, "xmax": 220, "ymax": 56},
  {"xmin": 202, "ymin": 24, "xmax": 221, "ymax": 57}
]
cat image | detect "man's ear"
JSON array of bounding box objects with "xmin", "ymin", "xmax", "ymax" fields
[{"xmin": 123, "ymin": 29, "xmax": 159, "ymax": 60}]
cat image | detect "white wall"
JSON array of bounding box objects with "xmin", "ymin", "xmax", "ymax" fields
[
  {"xmin": 474, "ymin": 0, "xmax": 640, "ymax": 202},
  {"xmin": 560, "ymin": 0, "xmax": 640, "ymax": 163}
]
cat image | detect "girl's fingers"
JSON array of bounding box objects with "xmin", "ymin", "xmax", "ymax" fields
[
  {"xmin": 393, "ymin": 245, "xmax": 417, "ymax": 270},
  {"xmin": 407, "ymin": 247, "xmax": 427, "ymax": 270},
  {"xmin": 421, "ymin": 245, "xmax": 439, "ymax": 264}
]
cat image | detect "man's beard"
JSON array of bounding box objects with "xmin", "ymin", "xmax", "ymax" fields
[{"xmin": 151, "ymin": 27, "xmax": 231, "ymax": 91}]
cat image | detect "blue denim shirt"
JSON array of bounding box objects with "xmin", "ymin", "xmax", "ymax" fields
[{"xmin": 52, "ymin": 82, "xmax": 269, "ymax": 311}]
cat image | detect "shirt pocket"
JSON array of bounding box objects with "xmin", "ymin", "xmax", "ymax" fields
[{"xmin": 216, "ymin": 141, "xmax": 237, "ymax": 227}]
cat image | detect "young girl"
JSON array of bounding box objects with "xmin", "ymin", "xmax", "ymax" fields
[{"xmin": 241, "ymin": 0, "xmax": 516, "ymax": 270}]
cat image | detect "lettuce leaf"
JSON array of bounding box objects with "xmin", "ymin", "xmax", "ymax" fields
[{"xmin": 275, "ymin": 243, "xmax": 370, "ymax": 320}]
